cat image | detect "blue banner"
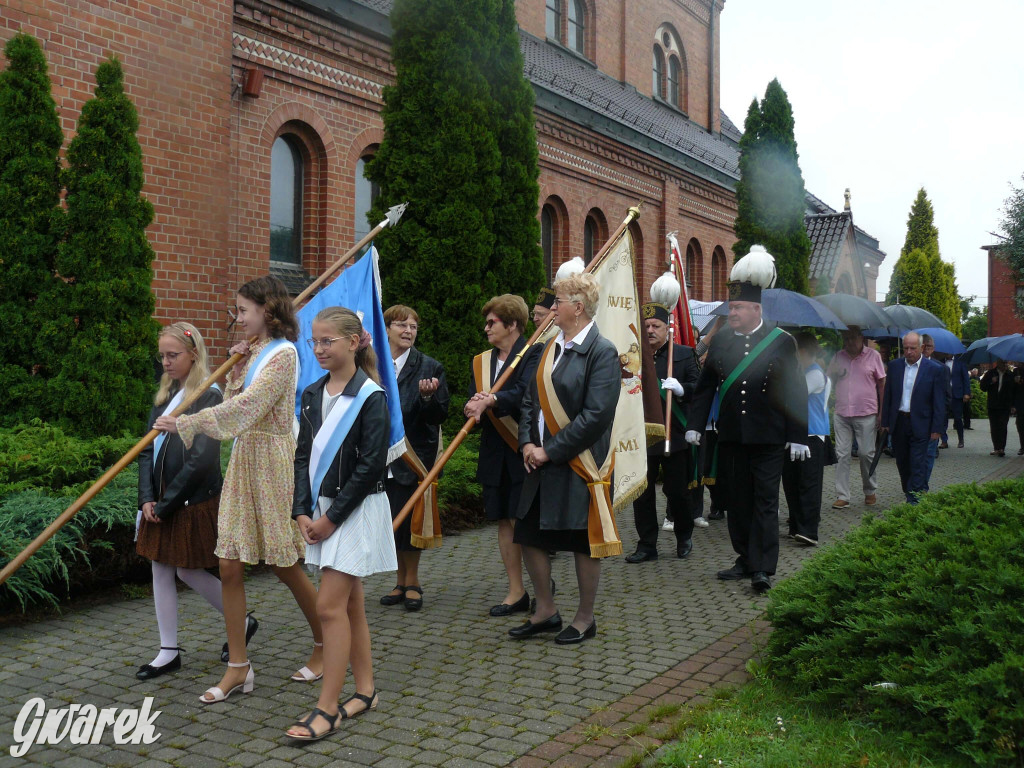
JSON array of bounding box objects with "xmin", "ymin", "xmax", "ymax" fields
[{"xmin": 295, "ymin": 246, "xmax": 405, "ymax": 460}]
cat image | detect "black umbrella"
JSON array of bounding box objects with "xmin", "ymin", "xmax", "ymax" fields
[
  {"xmin": 882, "ymin": 304, "xmax": 945, "ymax": 333},
  {"xmin": 813, "ymin": 293, "xmax": 891, "ymax": 331}
]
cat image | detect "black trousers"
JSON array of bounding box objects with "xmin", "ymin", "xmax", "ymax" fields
[
  {"xmin": 631, "ymin": 450, "xmax": 694, "ymax": 554},
  {"xmin": 891, "ymin": 412, "xmax": 929, "ymax": 503},
  {"xmin": 990, "ymin": 409, "xmax": 1010, "ymax": 451},
  {"xmin": 781, "ymin": 438, "xmax": 824, "ymax": 540},
  {"xmin": 1017, "ymin": 413, "xmax": 1024, "ymax": 451},
  {"xmin": 951, "ymin": 399, "xmax": 965, "ymax": 444},
  {"xmin": 718, "ymin": 442, "xmax": 785, "ymax": 575}
]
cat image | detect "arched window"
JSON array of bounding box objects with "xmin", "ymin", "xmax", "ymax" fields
[
  {"xmin": 546, "ymin": 0, "xmax": 560, "ymax": 41},
  {"xmin": 270, "ymin": 136, "xmax": 303, "ymax": 264},
  {"xmin": 668, "ymin": 57, "xmax": 681, "ymax": 108},
  {"xmin": 711, "ymin": 246, "xmax": 727, "ymax": 301},
  {"xmin": 542, "ymin": 205, "xmax": 556, "ymax": 282},
  {"xmin": 354, "ymin": 154, "xmax": 379, "ymax": 245},
  {"xmin": 652, "ymin": 46, "xmax": 665, "ymax": 98},
  {"xmin": 568, "ymin": 0, "xmax": 585, "ymax": 54},
  {"xmin": 583, "ymin": 216, "xmax": 596, "ymax": 265},
  {"xmin": 686, "ymin": 238, "xmax": 704, "ymax": 299},
  {"xmin": 583, "ymin": 208, "xmax": 608, "ymax": 265}
]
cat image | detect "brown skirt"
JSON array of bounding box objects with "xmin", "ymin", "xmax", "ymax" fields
[{"xmin": 136, "ymin": 495, "xmax": 220, "ymax": 569}]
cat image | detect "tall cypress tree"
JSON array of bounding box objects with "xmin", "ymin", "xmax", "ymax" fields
[
  {"xmin": 0, "ymin": 34, "xmax": 65, "ymax": 424},
  {"xmin": 47, "ymin": 57, "xmax": 159, "ymax": 436},
  {"xmin": 482, "ymin": 0, "xmax": 544, "ymax": 300},
  {"xmin": 367, "ymin": 0, "xmax": 502, "ymax": 395},
  {"xmin": 732, "ymin": 79, "xmax": 812, "ymax": 294},
  {"xmin": 886, "ymin": 188, "xmax": 960, "ymax": 333}
]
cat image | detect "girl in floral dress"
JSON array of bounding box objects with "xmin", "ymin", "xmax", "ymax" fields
[{"xmin": 156, "ymin": 276, "xmax": 323, "ymax": 703}]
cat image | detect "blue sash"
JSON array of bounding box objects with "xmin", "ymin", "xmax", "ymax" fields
[
  {"xmin": 244, "ymin": 338, "xmax": 294, "ymax": 390},
  {"xmin": 152, "ymin": 389, "xmax": 185, "ymax": 467},
  {"xmin": 308, "ymin": 378, "xmax": 383, "ymax": 511}
]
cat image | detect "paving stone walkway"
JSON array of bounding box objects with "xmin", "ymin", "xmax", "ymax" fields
[{"xmin": 1, "ymin": 422, "xmax": 1020, "ymax": 768}]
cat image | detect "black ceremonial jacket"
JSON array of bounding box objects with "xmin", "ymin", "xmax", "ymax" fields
[
  {"xmin": 138, "ymin": 386, "xmax": 223, "ymax": 520},
  {"xmin": 292, "ymin": 369, "xmax": 390, "ymax": 526},
  {"xmin": 387, "ymin": 347, "xmax": 449, "ymax": 486},
  {"xmin": 688, "ymin": 322, "xmax": 808, "ymax": 447},
  {"xmin": 650, "ymin": 341, "xmax": 700, "ymax": 455},
  {"xmin": 469, "ymin": 335, "xmax": 542, "ymax": 487}
]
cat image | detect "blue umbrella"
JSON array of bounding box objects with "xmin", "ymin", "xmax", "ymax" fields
[
  {"xmin": 986, "ymin": 334, "xmax": 1024, "ymax": 363},
  {"xmin": 712, "ymin": 289, "xmax": 847, "ymax": 329},
  {"xmin": 961, "ymin": 334, "xmax": 1019, "ymax": 365},
  {"xmin": 912, "ymin": 327, "xmax": 966, "ymax": 355}
]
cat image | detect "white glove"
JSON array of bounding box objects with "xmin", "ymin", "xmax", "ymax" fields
[
  {"xmin": 786, "ymin": 442, "xmax": 811, "ymax": 461},
  {"xmin": 684, "ymin": 430, "xmax": 701, "ymax": 446},
  {"xmin": 661, "ymin": 377, "xmax": 684, "ymax": 397}
]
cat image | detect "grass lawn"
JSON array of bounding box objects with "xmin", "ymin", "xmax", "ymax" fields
[{"xmin": 642, "ymin": 672, "xmax": 966, "ymax": 768}]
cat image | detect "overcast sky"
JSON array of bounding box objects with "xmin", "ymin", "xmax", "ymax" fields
[{"xmin": 719, "ymin": 0, "xmax": 1024, "ymax": 309}]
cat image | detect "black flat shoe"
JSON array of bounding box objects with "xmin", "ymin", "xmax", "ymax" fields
[
  {"xmin": 624, "ymin": 550, "xmax": 658, "ymax": 563},
  {"xmin": 676, "ymin": 539, "xmax": 692, "ymax": 558},
  {"xmin": 137, "ymin": 648, "xmax": 181, "ymax": 680},
  {"xmin": 717, "ymin": 563, "xmax": 752, "ymax": 581},
  {"xmin": 508, "ymin": 613, "xmax": 562, "ymax": 638},
  {"xmin": 222, "ymin": 613, "xmax": 258, "ymax": 662},
  {"xmin": 380, "ymin": 585, "xmax": 405, "ymax": 606},
  {"xmin": 751, "ymin": 571, "xmax": 772, "ymax": 593},
  {"xmin": 489, "ymin": 592, "xmax": 530, "ymax": 617},
  {"xmin": 404, "ymin": 585, "xmax": 423, "ymax": 612},
  {"xmin": 554, "ymin": 621, "xmax": 597, "ymax": 645},
  {"xmin": 707, "ymin": 508, "xmax": 725, "ymax": 520}
]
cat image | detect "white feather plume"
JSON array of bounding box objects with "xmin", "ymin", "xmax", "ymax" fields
[
  {"xmin": 554, "ymin": 256, "xmax": 585, "ymax": 283},
  {"xmin": 729, "ymin": 244, "xmax": 777, "ymax": 289},
  {"xmin": 650, "ymin": 271, "xmax": 680, "ymax": 308}
]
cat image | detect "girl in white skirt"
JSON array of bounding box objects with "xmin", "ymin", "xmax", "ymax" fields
[{"xmin": 287, "ymin": 306, "xmax": 397, "ymax": 741}]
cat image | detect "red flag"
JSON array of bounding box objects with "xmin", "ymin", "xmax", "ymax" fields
[{"xmin": 668, "ymin": 233, "xmax": 697, "ymax": 347}]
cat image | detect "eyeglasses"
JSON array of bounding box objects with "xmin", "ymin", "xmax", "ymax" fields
[
  {"xmin": 552, "ymin": 297, "xmax": 577, "ymax": 306},
  {"xmin": 159, "ymin": 352, "xmax": 183, "ymax": 362},
  {"xmin": 390, "ymin": 322, "xmax": 418, "ymax": 332},
  {"xmin": 306, "ymin": 337, "xmax": 344, "ymax": 350},
  {"xmin": 484, "ymin": 319, "xmax": 504, "ymax": 329}
]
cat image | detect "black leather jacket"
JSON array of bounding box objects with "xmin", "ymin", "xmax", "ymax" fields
[
  {"xmin": 137, "ymin": 386, "xmax": 223, "ymax": 520},
  {"xmin": 292, "ymin": 369, "xmax": 390, "ymax": 526}
]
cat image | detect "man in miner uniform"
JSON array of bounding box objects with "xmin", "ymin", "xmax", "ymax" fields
[
  {"xmin": 625, "ymin": 300, "xmax": 700, "ymax": 562},
  {"xmin": 685, "ymin": 245, "xmax": 809, "ymax": 593}
]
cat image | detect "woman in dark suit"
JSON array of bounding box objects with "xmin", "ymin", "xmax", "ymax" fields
[
  {"xmin": 464, "ymin": 295, "xmax": 541, "ymax": 616},
  {"xmin": 379, "ymin": 305, "xmax": 450, "ymax": 611},
  {"xmin": 511, "ymin": 270, "xmax": 620, "ymax": 645}
]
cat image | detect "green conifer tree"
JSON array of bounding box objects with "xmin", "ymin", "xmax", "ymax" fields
[
  {"xmin": 47, "ymin": 57, "xmax": 159, "ymax": 436},
  {"xmin": 367, "ymin": 0, "xmax": 503, "ymax": 395},
  {"xmin": 900, "ymin": 188, "xmax": 940, "ymax": 258},
  {"xmin": 732, "ymin": 79, "xmax": 812, "ymax": 294},
  {"xmin": 0, "ymin": 34, "xmax": 64, "ymax": 424},
  {"xmin": 996, "ymin": 174, "xmax": 1024, "ymax": 316}
]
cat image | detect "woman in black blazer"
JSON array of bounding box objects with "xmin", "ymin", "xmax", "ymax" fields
[
  {"xmin": 511, "ymin": 270, "xmax": 620, "ymax": 645},
  {"xmin": 379, "ymin": 305, "xmax": 450, "ymax": 611}
]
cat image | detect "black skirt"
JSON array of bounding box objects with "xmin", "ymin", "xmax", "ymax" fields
[
  {"xmin": 482, "ymin": 462, "xmax": 522, "ymax": 521},
  {"xmin": 512, "ymin": 494, "xmax": 591, "ymax": 555},
  {"xmin": 386, "ymin": 478, "xmax": 421, "ymax": 552}
]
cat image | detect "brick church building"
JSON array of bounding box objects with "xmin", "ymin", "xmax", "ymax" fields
[{"xmin": 4, "ymin": 0, "xmax": 882, "ymax": 352}]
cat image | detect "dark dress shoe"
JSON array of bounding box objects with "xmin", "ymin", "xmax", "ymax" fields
[
  {"xmin": 707, "ymin": 508, "xmax": 725, "ymax": 520},
  {"xmin": 717, "ymin": 563, "xmax": 751, "ymax": 580},
  {"xmin": 624, "ymin": 550, "xmax": 658, "ymax": 563},
  {"xmin": 380, "ymin": 585, "xmax": 406, "ymax": 606},
  {"xmin": 554, "ymin": 621, "xmax": 597, "ymax": 645},
  {"xmin": 137, "ymin": 650, "xmax": 181, "ymax": 680},
  {"xmin": 676, "ymin": 539, "xmax": 692, "ymax": 558},
  {"xmin": 222, "ymin": 614, "xmax": 258, "ymax": 662},
  {"xmin": 404, "ymin": 586, "xmax": 423, "ymax": 611},
  {"xmin": 751, "ymin": 572, "xmax": 772, "ymax": 593},
  {"xmin": 489, "ymin": 592, "xmax": 530, "ymax": 617},
  {"xmin": 508, "ymin": 613, "xmax": 562, "ymax": 638}
]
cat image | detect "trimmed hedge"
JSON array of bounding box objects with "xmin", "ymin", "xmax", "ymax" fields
[{"xmin": 765, "ymin": 478, "xmax": 1024, "ymax": 766}]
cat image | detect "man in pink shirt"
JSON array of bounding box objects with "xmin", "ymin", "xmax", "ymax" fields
[{"xmin": 826, "ymin": 327, "xmax": 886, "ymax": 508}]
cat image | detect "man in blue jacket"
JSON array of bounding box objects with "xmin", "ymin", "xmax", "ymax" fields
[
  {"xmin": 880, "ymin": 332, "xmax": 948, "ymax": 504},
  {"xmin": 946, "ymin": 354, "xmax": 971, "ymax": 448}
]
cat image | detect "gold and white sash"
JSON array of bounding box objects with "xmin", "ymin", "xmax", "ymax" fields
[{"xmin": 472, "ymin": 349, "xmax": 519, "ymax": 452}]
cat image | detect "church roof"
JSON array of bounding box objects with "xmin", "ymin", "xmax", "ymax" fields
[{"xmin": 805, "ymin": 211, "xmax": 853, "ymax": 281}]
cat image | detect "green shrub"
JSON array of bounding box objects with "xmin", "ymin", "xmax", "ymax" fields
[
  {"xmin": 0, "ymin": 465, "xmax": 144, "ymax": 611},
  {"xmin": 765, "ymin": 478, "xmax": 1024, "ymax": 765},
  {"xmin": 0, "ymin": 420, "xmax": 137, "ymax": 496},
  {"xmin": 438, "ymin": 430, "xmax": 484, "ymax": 532},
  {"xmin": 970, "ymin": 377, "xmax": 987, "ymax": 417}
]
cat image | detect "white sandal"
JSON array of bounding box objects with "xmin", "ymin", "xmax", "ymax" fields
[
  {"xmin": 199, "ymin": 660, "xmax": 254, "ymax": 703},
  {"xmin": 290, "ymin": 641, "xmax": 324, "ymax": 682}
]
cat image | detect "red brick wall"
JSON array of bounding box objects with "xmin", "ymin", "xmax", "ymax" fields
[
  {"xmin": 2, "ymin": 0, "xmax": 234, "ymax": 352},
  {"xmin": 988, "ymin": 249, "xmax": 1024, "ymax": 336}
]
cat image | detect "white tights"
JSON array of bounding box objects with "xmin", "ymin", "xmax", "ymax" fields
[{"xmin": 149, "ymin": 561, "xmax": 224, "ymax": 667}]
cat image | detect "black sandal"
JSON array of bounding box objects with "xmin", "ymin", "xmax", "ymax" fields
[
  {"xmin": 286, "ymin": 707, "xmax": 340, "ymax": 741},
  {"xmin": 404, "ymin": 585, "xmax": 423, "ymax": 611},
  {"xmin": 341, "ymin": 690, "xmax": 378, "ymax": 719},
  {"xmin": 380, "ymin": 585, "xmax": 405, "ymax": 606}
]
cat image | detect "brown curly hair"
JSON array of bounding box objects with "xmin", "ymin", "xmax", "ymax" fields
[{"xmin": 237, "ymin": 276, "xmax": 299, "ymax": 341}]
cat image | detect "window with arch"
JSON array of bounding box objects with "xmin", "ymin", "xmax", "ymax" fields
[
  {"xmin": 686, "ymin": 238, "xmax": 704, "ymax": 298},
  {"xmin": 546, "ymin": 0, "xmax": 590, "ymax": 58},
  {"xmin": 711, "ymin": 246, "xmax": 728, "ymax": 301},
  {"xmin": 270, "ymin": 135, "xmax": 303, "ymax": 264},
  {"xmin": 541, "ymin": 205, "xmax": 556, "ymax": 282},
  {"xmin": 354, "ymin": 153, "xmax": 380, "ymax": 245},
  {"xmin": 653, "ymin": 24, "xmax": 687, "ymax": 112},
  {"xmin": 583, "ymin": 208, "xmax": 608, "ymax": 265},
  {"xmin": 545, "ymin": 0, "xmax": 560, "ymax": 41},
  {"xmin": 567, "ymin": 0, "xmax": 585, "ymax": 54}
]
